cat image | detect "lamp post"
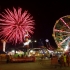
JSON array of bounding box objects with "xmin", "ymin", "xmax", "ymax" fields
[{"xmin": 45, "ymin": 39, "xmax": 50, "ymax": 49}]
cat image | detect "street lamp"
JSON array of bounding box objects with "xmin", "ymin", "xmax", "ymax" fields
[
  {"xmin": 34, "ymin": 40, "xmax": 37, "ymax": 43},
  {"xmin": 45, "ymin": 39, "xmax": 50, "ymax": 48},
  {"xmin": 45, "ymin": 39, "xmax": 49, "ymax": 42}
]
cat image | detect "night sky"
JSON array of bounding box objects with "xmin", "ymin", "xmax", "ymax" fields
[{"xmin": 0, "ymin": 0, "xmax": 70, "ymax": 48}]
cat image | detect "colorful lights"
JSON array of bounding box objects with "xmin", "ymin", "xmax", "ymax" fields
[{"xmin": 53, "ymin": 15, "xmax": 70, "ymax": 50}]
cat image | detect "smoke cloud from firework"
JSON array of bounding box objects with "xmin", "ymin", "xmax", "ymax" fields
[{"xmin": 0, "ymin": 7, "xmax": 35, "ymax": 44}]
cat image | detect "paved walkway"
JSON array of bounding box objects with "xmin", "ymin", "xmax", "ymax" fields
[{"xmin": 0, "ymin": 59, "xmax": 70, "ymax": 70}]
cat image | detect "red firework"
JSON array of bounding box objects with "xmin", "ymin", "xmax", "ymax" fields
[{"xmin": 0, "ymin": 7, "xmax": 35, "ymax": 44}]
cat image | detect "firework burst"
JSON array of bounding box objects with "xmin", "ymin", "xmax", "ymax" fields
[{"xmin": 0, "ymin": 7, "xmax": 35, "ymax": 44}]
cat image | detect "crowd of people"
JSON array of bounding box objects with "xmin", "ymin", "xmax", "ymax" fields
[
  {"xmin": 51, "ymin": 53, "xmax": 70, "ymax": 67},
  {"xmin": 58, "ymin": 53, "xmax": 70, "ymax": 66}
]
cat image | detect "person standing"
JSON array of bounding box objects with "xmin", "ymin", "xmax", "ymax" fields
[
  {"xmin": 58, "ymin": 55, "xmax": 64, "ymax": 67},
  {"xmin": 63, "ymin": 54, "xmax": 67, "ymax": 66},
  {"xmin": 66, "ymin": 54, "xmax": 70, "ymax": 66}
]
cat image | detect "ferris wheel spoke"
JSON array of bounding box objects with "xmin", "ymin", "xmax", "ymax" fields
[
  {"xmin": 58, "ymin": 36, "xmax": 70, "ymax": 46},
  {"xmin": 54, "ymin": 29, "xmax": 70, "ymax": 34},
  {"xmin": 60, "ymin": 18, "xmax": 70, "ymax": 29},
  {"xmin": 53, "ymin": 16, "xmax": 70, "ymax": 48}
]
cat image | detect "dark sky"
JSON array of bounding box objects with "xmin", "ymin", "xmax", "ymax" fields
[{"xmin": 0, "ymin": 0, "xmax": 70, "ymax": 47}]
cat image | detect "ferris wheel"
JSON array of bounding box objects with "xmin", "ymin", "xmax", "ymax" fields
[{"xmin": 52, "ymin": 15, "xmax": 70, "ymax": 50}]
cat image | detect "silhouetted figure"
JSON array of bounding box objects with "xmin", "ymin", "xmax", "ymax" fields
[
  {"xmin": 6, "ymin": 55, "xmax": 9, "ymax": 63},
  {"xmin": 50, "ymin": 54, "xmax": 52, "ymax": 58},
  {"xmin": 58, "ymin": 55, "xmax": 64, "ymax": 67},
  {"xmin": 66, "ymin": 54, "xmax": 70, "ymax": 66}
]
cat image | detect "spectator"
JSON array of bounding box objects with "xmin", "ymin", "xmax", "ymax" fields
[
  {"xmin": 66, "ymin": 54, "xmax": 70, "ymax": 66},
  {"xmin": 63, "ymin": 54, "xmax": 67, "ymax": 66}
]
